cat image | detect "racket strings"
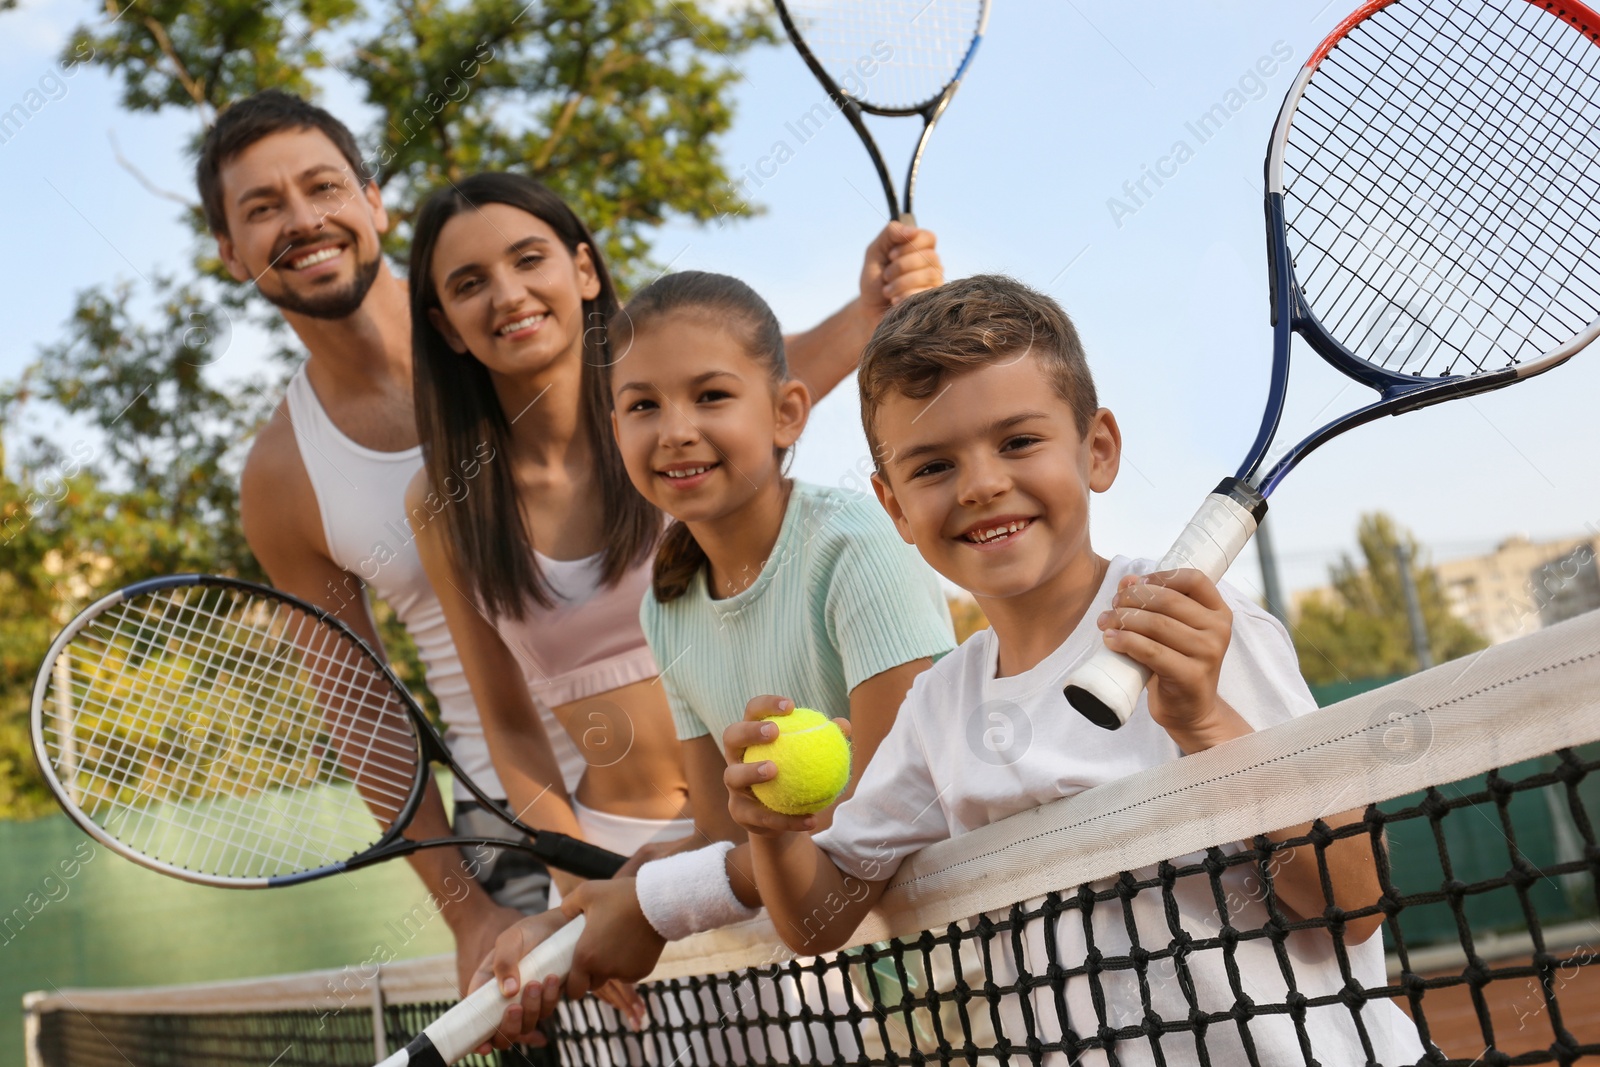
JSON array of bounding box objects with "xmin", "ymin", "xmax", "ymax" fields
[
  {"xmin": 88, "ymin": 595, "xmax": 413, "ymax": 810},
  {"xmin": 1281, "ymin": 0, "xmax": 1600, "ymax": 379},
  {"xmin": 1300, "ymin": 31, "xmax": 1575, "ymax": 363},
  {"xmin": 1299, "ymin": 8, "xmax": 1587, "ymax": 371},
  {"xmin": 1403, "ymin": 6, "xmax": 1600, "ymax": 333},
  {"xmin": 41, "ymin": 586, "xmax": 424, "ymax": 880},
  {"xmin": 61, "ymin": 600, "xmax": 310, "ymax": 828},
  {"xmin": 1299, "ymin": 2, "xmax": 1600, "ymax": 364},
  {"xmin": 51, "ymin": 595, "xmax": 395, "ymax": 877},
  {"xmin": 782, "ymin": 0, "xmax": 984, "ymax": 111},
  {"xmin": 95, "ymin": 594, "xmax": 416, "ymax": 876},
  {"xmin": 47, "ymin": 634, "xmax": 374, "ymax": 879}
]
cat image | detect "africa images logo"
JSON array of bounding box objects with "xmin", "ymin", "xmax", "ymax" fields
[{"xmin": 965, "ymin": 699, "xmax": 1032, "ymax": 767}]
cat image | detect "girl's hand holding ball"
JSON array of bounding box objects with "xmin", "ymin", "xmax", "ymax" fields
[
  {"xmin": 744, "ymin": 707, "xmax": 851, "ymax": 815},
  {"xmin": 724, "ymin": 696, "xmax": 851, "ymax": 836}
]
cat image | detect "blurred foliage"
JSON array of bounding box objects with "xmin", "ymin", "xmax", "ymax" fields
[
  {"xmin": 1292, "ymin": 513, "xmax": 1488, "ymax": 686},
  {"xmin": 947, "ymin": 595, "xmax": 988, "ymax": 646},
  {"xmin": 1, "ymin": 0, "xmax": 769, "ymax": 816},
  {"xmin": 64, "ymin": 0, "xmax": 771, "ymax": 284},
  {"xmin": 6, "ymin": 276, "xmax": 267, "ymax": 577},
  {"xmin": 0, "ymin": 276, "xmax": 265, "ymax": 818}
]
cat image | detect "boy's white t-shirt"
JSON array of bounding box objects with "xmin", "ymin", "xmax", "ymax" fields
[{"xmin": 815, "ymin": 556, "xmax": 1425, "ymax": 1067}]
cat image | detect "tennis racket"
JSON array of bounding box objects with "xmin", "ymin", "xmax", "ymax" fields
[
  {"xmin": 1064, "ymin": 0, "xmax": 1600, "ymax": 729},
  {"xmin": 773, "ymin": 0, "xmax": 990, "ymax": 222},
  {"xmin": 31, "ymin": 574, "xmax": 625, "ymax": 882}
]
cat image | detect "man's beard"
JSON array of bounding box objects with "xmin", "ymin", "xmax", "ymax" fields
[{"xmin": 263, "ymin": 250, "xmax": 383, "ymax": 321}]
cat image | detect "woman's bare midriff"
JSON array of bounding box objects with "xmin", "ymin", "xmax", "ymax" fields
[{"xmin": 551, "ymin": 675, "xmax": 692, "ymax": 822}]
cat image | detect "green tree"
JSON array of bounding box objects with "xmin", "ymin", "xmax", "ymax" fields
[
  {"xmin": 6, "ymin": 276, "xmax": 268, "ymax": 577},
  {"xmin": 1293, "ymin": 513, "xmax": 1487, "ymax": 686},
  {"xmin": 1, "ymin": 0, "xmax": 770, "ymax": 815},
  {"xmin": 67, "ymin": 0, "xmax": 769, "ymax": 279}
]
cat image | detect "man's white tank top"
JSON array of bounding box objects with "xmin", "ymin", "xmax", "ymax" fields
[{"xmin": 283, "ymin": 366, "xmax": 586, "ymax": 800}]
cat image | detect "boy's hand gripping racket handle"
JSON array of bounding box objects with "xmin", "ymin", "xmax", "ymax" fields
[
  {"xmin": 376, "ymin": 916, "xmax": 586, "ymax": 1067},
  {"xmin": 1063, "ymin": 479, "xmax": 1266, "ymax": 730}
]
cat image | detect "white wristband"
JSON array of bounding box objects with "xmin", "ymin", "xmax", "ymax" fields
[{"xmin": 635, "ymin": 841, "xmax": 759, "ymax": 942}]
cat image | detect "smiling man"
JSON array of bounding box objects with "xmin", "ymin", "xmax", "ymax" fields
[{"xmin": 195, "ymin": 89, "xmax": 946, "ymax": 991}]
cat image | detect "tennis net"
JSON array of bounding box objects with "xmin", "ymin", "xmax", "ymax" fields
[{"xmin": 26, "ymin": 610, "xmax": 1600, "ymax": 1066}]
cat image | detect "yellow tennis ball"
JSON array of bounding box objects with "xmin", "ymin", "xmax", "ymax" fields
[{"xmin": 744, "ymin": 707, "xmax": 851, "ymax": 816}]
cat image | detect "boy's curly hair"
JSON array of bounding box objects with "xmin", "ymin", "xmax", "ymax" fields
[{"xmin": 858, "ymin": 274, "xmax": 1098, "ymax": 470}]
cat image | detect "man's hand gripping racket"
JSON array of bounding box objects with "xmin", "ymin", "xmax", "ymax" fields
[{"xmin": 1065, "ymin": 0, "xmax": 1600, "ymax": 728}]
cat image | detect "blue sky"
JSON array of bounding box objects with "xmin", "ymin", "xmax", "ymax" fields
[{"xmin": 1, "ymin": 0, "xmax": 1595, "ymax": 598}]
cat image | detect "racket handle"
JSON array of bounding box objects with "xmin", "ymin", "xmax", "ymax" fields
[
  {"xmin": 534, "ymin": 831, "xmax": 627, "ymax": 880},
  {"xmin": 1063, "ymin": 479, "xmax": 1266, "ymax": 730},
  {"xmin": 376, "ymin": 915, "xmax": 586, "ymax": 1067}
]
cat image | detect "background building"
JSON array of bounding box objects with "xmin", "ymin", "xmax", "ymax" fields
[
  {"xmin": 1436, "ymin": 534, "xmax": 1600, "ymax": 645},
  {"xmin": 1291, "ymin": 532, "xmax": 1600, "ymax": 648}
]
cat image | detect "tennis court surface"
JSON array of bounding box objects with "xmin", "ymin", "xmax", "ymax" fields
[{"xmin": 25, "ymin": 611, "xmax": 1600, "ymax": 1066}]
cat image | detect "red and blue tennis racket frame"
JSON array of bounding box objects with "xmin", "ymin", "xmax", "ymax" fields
[
  {"xmin": 1064, "ymin": 0, "xmax": 1600, "ymax": 729},
  {"xmin": 1243, "ymin": 0, "xmax": 1600, "ymax": 498}
]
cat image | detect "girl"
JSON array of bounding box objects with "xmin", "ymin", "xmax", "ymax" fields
[
  {"xmin": 612, "ymin": 270, "xmax": 956, "ymax": 848},
  {"xmin": 471, "ymin": 271, "xmax": 958, "ymax": 1056}
]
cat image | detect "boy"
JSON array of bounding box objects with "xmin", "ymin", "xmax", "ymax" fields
[{"xmin": 720, "ymin": 274, "xmax": 1422, "ymax": 1063}]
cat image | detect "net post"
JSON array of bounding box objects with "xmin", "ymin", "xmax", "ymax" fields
[
  {"xmin": 51, "ymin": 655, "xmax": 79, "ymax": 809},
  {"xmin": 22, "ymin": 991, "xmax": 44, "ymax": 1067},
  {"xmin": 1395, "ymin": 543, "xmax": 1434, "ymax": 671},
  {"xmin": 373, "ymin": 963, "xmax": 390, "ymax": 1060}
]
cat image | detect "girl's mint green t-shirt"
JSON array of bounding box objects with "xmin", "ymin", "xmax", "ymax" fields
[{"xmin": 640, "ymin": 481, "xmax": 957, "ymax": 742}]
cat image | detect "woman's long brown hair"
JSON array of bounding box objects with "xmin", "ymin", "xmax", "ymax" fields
[{"xmin": 409, "ymin": 172, "xmax": 660, "ymax": 619}]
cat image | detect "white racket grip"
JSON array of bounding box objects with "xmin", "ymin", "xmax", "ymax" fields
[
  {"xmin": 1063, "ymin": 481, "xmax": 1264, "ymax": 730},
  {"xmin": 376, "ymin": 915, "xmax": 586, "ymax": 1067}
]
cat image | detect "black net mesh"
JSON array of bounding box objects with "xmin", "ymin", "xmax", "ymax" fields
[
  {"xmin": 540, "ymin": 749, "xmax": 1599, "ymax": 1067},
  {"xmin": 30, "ymin": 1003, "xmax": 559, "ymax": 1066},
  {"xmin": 34, "ymin": 747, "xmax": 1598, "ymax": 1066},
  {"xmin": 30, "ymin": 1008, "xmax": 378, "ymax": 1066}
]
